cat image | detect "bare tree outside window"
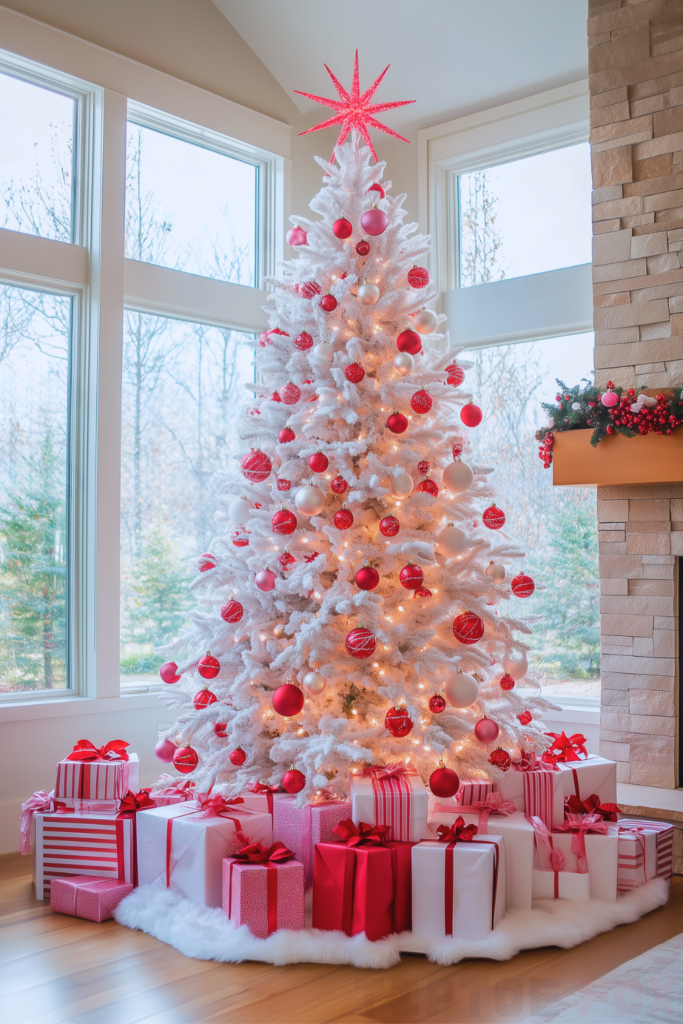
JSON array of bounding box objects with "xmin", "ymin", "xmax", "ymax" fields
[{"xmin": 458, "ymin": 170, "xmax": 506, "ymax": 287}]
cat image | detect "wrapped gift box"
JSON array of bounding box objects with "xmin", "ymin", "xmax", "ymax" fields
[
  {"xmin": 611, "ymin": 819, "xmax": 673, "ymax": 890},
  {"xmin": 223, "ymin": 852, "xmax": 304, "ymax": 938},
  {"xmin": 557, "ymin": 756, "xmax": 617, "ymax": 806},
  {"xmin": 456, "ymin": 781, "xmax": 494, "ymax": 807},
  {"xmin": 32, "ymin": 812, "xmax": 134, "ymax": 900},
  {"xmin": 350, "ymin": 768, "xmax": 428, "ymax": 842},
  {"xmin": 148, "ymin": 776, "xmax": 195, "ymax": 807},
  {"xmin": 412, "ymin": 835, "xmax": 506, "ymax": 941},
  {"xmin": 494, "ymin": 765, "xmax": 564, "ymax": 829},
  {"xmin": 237, "ymin": 786, "xmax": 288, "ymax": 816},
  {"xmin": 136, "ymin": 802, "xmax": 271, "ymax": 908},
  {"xmin": 50, "ymin": 874, "xmax": 133, "ymax": 921},
  {"xmin": 55, "ymin": 753, "xmax": 139, "ymax": 806},
  {"xmin": 545, "ymin": 830, "xmax": 618, "ymax": 902},
  {"xmin": 429, "ymin": 803, "xmax": 533, "ymax": 911},
  {"xmin": 532, "ymin": 868, "xmax": 591, "ymax": 901},
  {"xmin": 272, "ymin": 797, "xmax": 351, "ymax": 887},
  {"xmin": 313, "ymin": 840, "xmax": 413, "ymax": 941}
]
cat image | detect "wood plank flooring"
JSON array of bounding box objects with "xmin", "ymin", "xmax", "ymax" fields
[{"xmin": 2, "ymin": 853, "xmax": 682, "ymax": 1024}]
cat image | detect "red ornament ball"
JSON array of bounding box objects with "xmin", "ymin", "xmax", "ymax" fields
[
  {"xmin": 345, "ymin": 363, "xmax": 365, "ymax": 383},
  {"xmin": 429, "ymin": 765, "xmax": 460, "ymax": 798},
  {"xmin": 277, "ymin": 478, "xmax": 291, "ymax": 491},
  {"xmin": 198, "ymin": 653, "xmax": 220, "ymax": 679},
  {"xmin": 452, "ymin": 440, "xmax": 464, "ymax": 459},
  {"xmin": 297, "ymin": 281, "xmax": 321, "ymax": 299},
  {"xmin": 474, "ymin": 718, "xmax": 500, "ymax": 744},
  {"xmin": 379, "ymin": 515, "xmax": 400, "ymax": 537},
  {"xmin": 417, "ymin": 479, "xmax": 439, "ymax": 497},
  {"xmin": 517, "ymin": 710, "xmax": 533, "ymax": 726},
  {"xmin": 308, "ymin": 451, "xmax": 329, "ymax": 473},
  {"xmin": 282, "ymin": 768, "xmax": 306, "ymax": 794},
  {"xmin": 229, "ymin": 747, "xmax": 247, "ymax": 766},
  {"xmin": 280, "ymin": 381, "xmax": 301, "ymax": 406},
  {"xmin": 368, "ymin": 182, "xmax": 386, "ymax": 199},
  {"xmin": 407, "ymin": 266, "xmax": 430, "ymax": 289},
  {"xmin": 270, "ymin": 391, "xmax": 281, "ymax": 403},
  {"xmin": 240, "ymin": 449, "xmax": 272, "ymax": 483},
  {"xmin": 160, "ymin": 661, "xmax": 180, "ymax": 684},
  {"xmin": 221, "ymin": 600, "xmax": 243, "ymax": 623},
  {"xmin": 259, "ymin": 327, "xmax": 288, "ymax": 347},
  {"xmin": 198, "ymin": 552, "xmax": 216, "ymax": 572},
  {"xmin": 413, "ymin": 586, "xmax": 432, "ymax": 599},
  {"xmin": 294, "ymin": 331, "xmax": 313, "ymax": 351},
  {"xmin": 278, "ymin": 426, "xmax": 295, "ymax": 444},
  {"xmin": 446, "ymin": 363, "xmax": 465, "ymax": 387},
  {"xmin": 272, "ymin": 508, "xmax": 297, "ymax": 535},
  {"xmin": 194, "ymin": 686, "xmax": 217, "ymax": 710},
  {"xmin": 355, "ymin": 239, "xmax": 371, "ymax": 256},
  {"xmin": 410, "ymin": 390, "xmax": 433, "ymax": 415},
  {"xmin": 488, "ymin": 748, "xmax": 512, "ymax": 771},
  {"xmin": 173, "ymin": 746, "xmax": 198, "ymax": 774},
  {"xmin": 385, "ymin": 705, "xmax": 413, "ymax": 737},
  {"xmin": 213, "ymin": 722, "xmax": 227, "ymax": 737},
  {"xmin": 321, "ymin": 293, "xmax": 337, "ymax": 312},
  {"xmin": 331, "ymin": 475, "xmax": 348, "ymax": 494},
  {"xmin": 232, "ymin": 528, "xmax": 250, "ymax": 547},
  {"xmin": 500, "ymin": 673, "xmax": 515, "ymax": 691},
  {"xmin": 355, "ymin": 564, "xmax": 379, "ymax": 590},
  {"xmin": 428, "ymin": 694, "xmax": 447, "ymax": 713},
  {"xmin": 396, "ymin": 329, "xmax": 422, "ymax": 355},
  {"xmin": 452, "ymin": 612, "xmax": 484, "ymax": 645},
  {"xmin": 511, "ymin": 573, "xmax": 535, "ymax": 598},
  {"xmin": 461, "ymin": 402, "xmax": 483, "ymax": 427},
  {"xmin": 333, "ymin": 217, "xmax": 353, "ymax": 239},
  {"xmin": 361, "ymin": 208, "xmax": 388, "ymax": 235},
  {"xmin": 400, "ymin": 563, "xmax": 424, "ymax": 590},
  {"xmin": 387, "ymin": 412, "xmax": 408, "ymax": 434},
  {"xmin": 279, "ymin": 550, "xmax": 296, "ymax": 571},
  {"xmin": 334, "ymin": 507, "xmax": 354, "ymax": 530},
  {"xmin": 345, "ymin": 627, "xmax": 376, "ymax": 659},
  {"xmin": 272, "ymin": 682, "xmax": 304, "ymax": 717},
  {"xmin": 482, "ymin": 504, "xmax": 506, "ymax": 530},
  {"xmin": 418, "ymin": 460, "xmax": 430, "ymax": 475}
]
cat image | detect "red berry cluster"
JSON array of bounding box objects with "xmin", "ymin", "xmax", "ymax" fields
[
  {"xmin": 538, "ymin": 432, "xmax": 553, "ymax": 468},
  {"xmin": 611, "ymin": 389, "xmax": 679, "ymax": 436}
]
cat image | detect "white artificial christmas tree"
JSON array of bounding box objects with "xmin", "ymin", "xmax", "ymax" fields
[{"xmin": 156, "ymin": 132, "xmax": 559, "ymax": 802}]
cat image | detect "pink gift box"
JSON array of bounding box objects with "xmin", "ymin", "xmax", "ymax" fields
[
  {"xmin": 272, "ymin": 797, "xmax": 351, "ymax": 887},
  {"xmin": 456, "ymin": 781, "xmax": 493, "ymax": 807},
  {"xmin": 50, "ymin": 874, "xmax": 133, "ymax": 921},
  {"xmin": 223, "ymin": 856, "xmax": 305, "ymax": 938},
  {"xmin": 32, "ymin": 812, "xmax": 134, "ymax": 900},
  {"xmin": 55, "ymin": 754, "xmax": 139, "ymax": 806}
]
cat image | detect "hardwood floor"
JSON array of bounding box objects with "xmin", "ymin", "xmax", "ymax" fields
[{"xmin": 2, "ymin": 853, "xmax": 682, "ymax": 1024}]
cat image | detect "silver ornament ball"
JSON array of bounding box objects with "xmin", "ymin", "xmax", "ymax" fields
[
  {"xmin": 445, "ymin": 671, "xmax": 479, "ymax": 708},
  {"xmin": 358, "ymin": 282, "xmax": 380, "ymax": 305},
  {"xmin": 438, "ymin": 524, "xmax": 469, "ymax": 557},
  {"xmin": 394, "ymin": 352, "xmax": 414, "ymax": 375},
  {"xmin": 412, "ymin": 308, "xmax": 439, "ymax": 335},
  {"xmin": 295, "ymin": 485, "xmax": 325, "ymax": 517},
  {"xmin": 303, "ymin": 671, "xmax": 326, "ymax": 696},
  {"xmin": 443, "ymin": 460, "xmax": 474, "ymax": 494}
]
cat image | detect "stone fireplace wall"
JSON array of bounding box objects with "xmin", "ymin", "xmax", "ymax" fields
[{"xmin": 589, "ymin": 0, "xmax": 683, "ymax": 788}]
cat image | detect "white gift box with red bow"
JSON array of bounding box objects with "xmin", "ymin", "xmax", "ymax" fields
[
  {"xmin": 557, "ymin": 755, "xmax": 617, "ymax": 806},
  {"xmin": 350, "ymin": 766, "xmax": 428, "ymax": 843}
]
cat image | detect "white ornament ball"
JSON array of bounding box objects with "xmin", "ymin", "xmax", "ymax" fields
[
  {"xmin": 571, "ymin": 402, "xmax": 581, "ymax": 411},
  {"xmin": 358, "ymin": 282, "xmax": 380, "ymax": 305},
  {"xmin": 503, "ymin": 652, "xmax": 529, "ymax": 680},
  {"xmin": 443, "ymin": 460, "xmax": 474, "ymax": 493},
  {"xmin": 303, "ymin": 670, "xmax": 326, "ymax": 696},
  {"xmin": 446, "ymin": 671, "xmax": 479, "ymax": 708},
  {"xmin": 486, "ymin": 561, "xmax": 506, "ymax": 583},
  {"xmin": 228, "ymin": 497, "xmax": 251, "ymax": 525},
  {"xmin": 295, "ymin": 485, "xmax": 325, "ymax": 517},
  {"xmin": 312, "ymin": 341, "xmax": 334, "ymax": 363},
  {"xmin": 412, "ymin": 308, "xmax": 439, "ymax": 335},
  {"xmin": 394, "ymin": 352, "xmax": 414, "ymax": 375},
  {"xmin": 438, "ymin": 525, "xmax": 468, "ymax": 557},
  {"xmin": 390, "ymin": 473, "xmax": 414, "ymax": 498}
]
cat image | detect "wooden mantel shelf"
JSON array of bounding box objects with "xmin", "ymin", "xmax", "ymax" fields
[{"xmin": 552, "ymin": 428, "xmax": 683, "ymax": 486}]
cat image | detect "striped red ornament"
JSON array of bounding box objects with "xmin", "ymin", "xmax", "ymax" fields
[
  {"xmin": 280, "ymin": 382, "xmax": 301, "ymax": 405},
  {"xmin": 272, "ymin": 508, "xmax": 297, "ymax": 535},
  {"xmin": 511, "ymin": 573, "xmax": 535, "ymax": 598},
  {"xmin": 407, "ymin": 265, "xmax": 430, "ymax": 288},
  {"xmin": 221, "ymin": 600, "xmax": 243, "ymax": 623},
  {"xmin": 483, "ymin": 504, "xmax": 506, "ymax": 529},
  {"xmin": 345, "ymin": 627, "xmax": 376, "ymax": 659},
  {"xmin": 240, "ymin": 449, "xmax": 272, "ymax": 483},
  {"xmin": 452, "ymin": 611, "xmax": 484, "ymax": 644}
]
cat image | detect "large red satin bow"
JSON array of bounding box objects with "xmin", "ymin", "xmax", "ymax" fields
[
  {"xmin": 232, "ymin": 840, "xmax": 294, "ymax": 864},
  {"xmin": 359, "ymin": 762, "xmax": 418, "ymax": 781},
  {"xmin": 554, "ymin": 812, "xmax": 608, "ymax": 872},
  {"xmin": 333, "ymin": 818, "xmax": 391, "ymax": 846},
  {"xmin": 118, "ymin": 789, "xmax": 155, "ymax": 813},
  {"xmin": 542, "ymin": 731, "xmax": 588, "ymax": 765},
  {"xmin": 66, "ymin": 739, "xmax": 130, "ymax": 762},
  {"xmin": 565, "ymin": 793, "xmax": 619, "ymax": 822},
  {"xmin": 247, "ymin": 782, "xmax": 282, "ymax": 794},
  {"xmin": 194, "ymin": 792, "xmax": 244, "ymax": 817},
  {"xmin": 435, "ymin": 817, "xmax": 478, "ymax": 843}
]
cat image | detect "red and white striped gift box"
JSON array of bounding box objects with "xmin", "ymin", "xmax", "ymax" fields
[
  {"xmin": 54, "ymin": 754, "xmax": 139, "ymax": 805},
  {"xmin": 456, "ymin": 781, "xmax": 494, "ymax": 807},
  {"xmin": 617, "ymin": 818, "xmax": 674, "ymax": 881},
  {"xmin": 32, "ymin": 813, "xmax": 134, "ymax": 900},
  {"xmin": 350, "ymin": 771, "xmax": 428, "ymax": 842}
]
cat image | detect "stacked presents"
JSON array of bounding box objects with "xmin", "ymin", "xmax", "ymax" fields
[{"xmin": 22, "ymin": 735, "xmax": 674, "ymax": 939}]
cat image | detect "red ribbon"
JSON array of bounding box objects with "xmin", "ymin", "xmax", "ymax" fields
[
  {"xmin": 118, "ymin": 789, "xmax": 155, "ymax": 813},
  {"xmin": 467, "ymin": 794, "xmax": 517, "ymax": 834},
  {"xmin": 434, "ymin": 820, "xmax": 502, "ymax": 934},
  {"xmin": 164, "ymin": 800, "xmax": 255, "ymax": 889},
  {"xmin": 231, "ymin": 840, "xmax": 294, "ymax": 864},
  {"xmin": 227, "ymin": 841, "xmax": 294, "ymax": 936},
  {"xmin": 193, "ymin": 793, "xmax": 245, "ymax": 817},
  {"xmin": 435, "ymin": 818, "xmax": 478, "ymax": 844},
  {"xmin": 511, "ymin": 750, "xmax": 558, "ymax": 773},
  {"xmin": 359, "ymin": 763, "xmax": 418, "ymax": 780},
  {"xmin": 553, "ymin": 812, "xmax": 607, "ymax": 872},
  {"xmin": 66, "ymin": 739, "xmax": 130, "ymax": 762},
  {"xmin": 565, "ymin": 793, "xmax": 619, "ymax": 822},
  {"xmin": 333, "ymin": 818, "xmax": 391, "ymax": 847},
  {"xmin": 542, "ymin": 731, "xmax": 588, "ymax": 765},
  {"xmin": 247, "ymin": 782, "xmax": 282, "ymax": 815}
]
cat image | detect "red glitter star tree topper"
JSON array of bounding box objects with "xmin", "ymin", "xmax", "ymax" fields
[{"xmin": 295, "ymin": 50, "xmax": 415, "ymax": 162}]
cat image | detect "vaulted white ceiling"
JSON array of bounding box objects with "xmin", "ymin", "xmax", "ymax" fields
[{"xmin": 212, "ymin": 0, "xmax": 588, "ymax": 134}]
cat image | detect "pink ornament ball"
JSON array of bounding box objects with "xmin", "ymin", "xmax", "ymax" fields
[
  {"xmin": 155, "ymin": 738, "xmax": 177, "ymax": 763},
  {"xmin": 333, "ymin": 218, "xmax": 353, "ymax": 239},
  {"xmin": 160, "ymin": 661, "xmax": 180, "ymax": 684},
  {"xmin": 361, "ymin": 208, "xmax": 388, "ymax": 235},
  {"xmin": 255, "ymin": 568, "xmax": 277, "ymax": 591},
  {"xmin": 601, "ymin": 390, "xmax": 618, "ymax": 407},
  {"xmin": 286, "ymin": 226, "xmax": 307, "ymax": 247},
  {"xmin": 474, "ymin": 718, "xmax": 500, "ymax": 744}
]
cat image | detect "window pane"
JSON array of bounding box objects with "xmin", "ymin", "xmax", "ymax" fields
[
  {"xmin": 0, "ymin": 284, "xmax": 70, "ymax": 693},
  {"xmin": 0, "ymin": 72, "xmax": 75, "ymax": 242},
  {"xmin": 458, "ymin": 143, "xmax": 592, "ymax": 287},
  {"xmin": 125, "ymin": 123, "xmax": 257, "ymax": 286},
  {"xmin": 466, "ymin": 333, "xmax": 599, "ymax": 699},
  {"xmin": 120, "ymin": 312, "xmax": 253, "ymax": 687}
]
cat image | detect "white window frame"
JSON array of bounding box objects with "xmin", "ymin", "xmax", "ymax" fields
[{"xmin": 0, "ymin": 6, "xmax": 290, "ymax": 707}]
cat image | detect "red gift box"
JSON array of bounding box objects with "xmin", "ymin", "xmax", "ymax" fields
[
  {"xmin": 312, "ymin": 820, "xmax": 413, "ymax": 941},
  {"xmin": 50, "ymin": 874, "xmax": 133, "ymax": 921},
  {"xmin": 223, "ymin": 842, "xmax": 304, "ymax": 938}
]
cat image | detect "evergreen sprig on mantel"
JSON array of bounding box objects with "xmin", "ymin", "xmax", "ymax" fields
[{"xmin": 536, "ymin": 379, "xmax": 683, "ymax": 467}]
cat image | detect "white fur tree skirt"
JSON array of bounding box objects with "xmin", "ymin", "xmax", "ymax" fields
[{"xmin": 114, "ymin": 879, "xmax": 669, "ymax": 970}]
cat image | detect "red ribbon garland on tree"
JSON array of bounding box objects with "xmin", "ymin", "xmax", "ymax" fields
[{"xmin": 66, "ymin": 739, "xmax": 130, "ymax": 762}]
